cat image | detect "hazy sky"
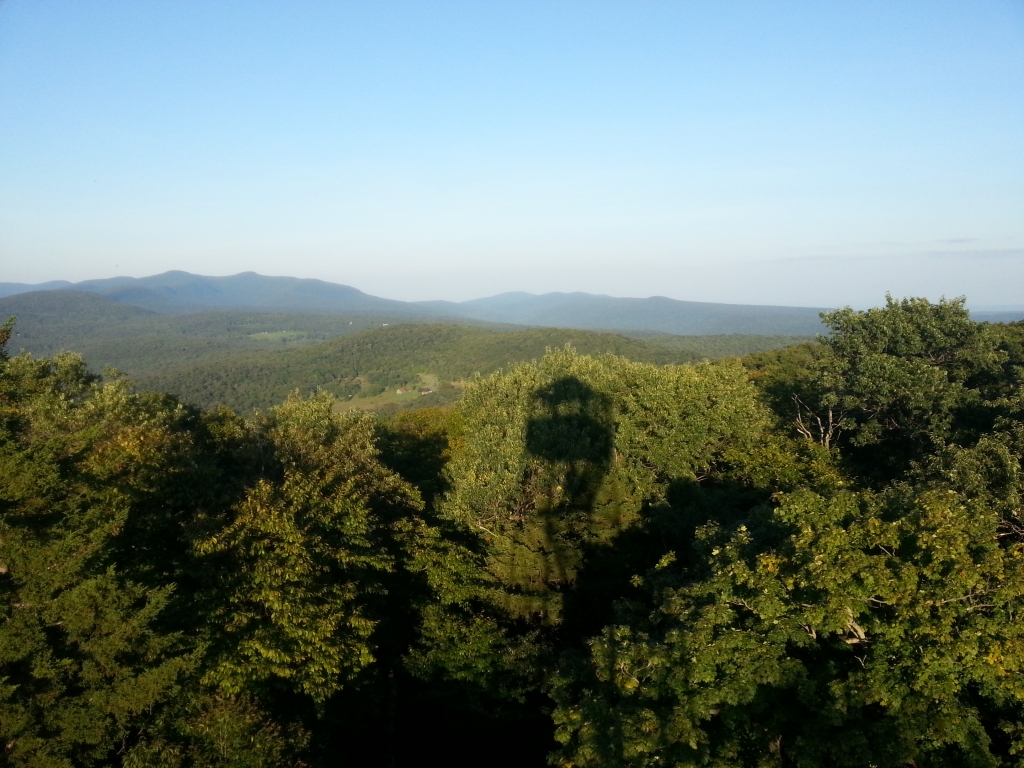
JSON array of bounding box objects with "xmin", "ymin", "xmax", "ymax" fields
[{"xmin": 1, "ymin": 1, "xmax": 1022, "ymax": 307}]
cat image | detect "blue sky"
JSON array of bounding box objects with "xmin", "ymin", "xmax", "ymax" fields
[{"xmin": 1, "ymin": 1, "xmax": 1022, "ymax": 307}]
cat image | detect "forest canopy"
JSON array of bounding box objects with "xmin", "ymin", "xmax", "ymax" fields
[{"xmin": 2, "ymin": 297, "xmax": 1024, "ymax": 767}]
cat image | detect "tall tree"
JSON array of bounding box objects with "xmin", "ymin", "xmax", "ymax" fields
[
  {"xmin": 197, "ymin": 391, "xmax": 423, "ymax": 705},
  {"xmin": 799, "ymin": 296, "xmax": 1005, "ymax": 482},
  {"xmin": 0, "ymin": 345, "xmax": 193, "ymax": 765}
]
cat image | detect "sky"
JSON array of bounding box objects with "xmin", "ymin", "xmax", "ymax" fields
[{"xmin": 1, "ymin": 1, "xmax": 1022, "ymax": 308}]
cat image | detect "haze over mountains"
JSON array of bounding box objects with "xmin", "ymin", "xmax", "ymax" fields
[
  {"xmin": 0, "ymin": 270, "xmax": 834, "ymax": 335},
  {"xmin": 3, "ymin": 271, "xmax": 1021, "ymax": 335},
  {"xmin": 0, "ymin": 271, "xmax": 414, "ymax": 316}
]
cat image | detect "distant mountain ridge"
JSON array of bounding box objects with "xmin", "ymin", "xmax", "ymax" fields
[
  {"xmin": 4, "ymin": 271, "xmax": 1018, "ymax": 332},
  {"xmin": 0, "ymin": 280, "xmax": 74, "ymax": 295},
  {"xmin": 420, "ymin": 291, "xmax": 835, "ymax": 335},
  {"xmin": 0, "ymin": 271, "xmax": 843, "ymax": 335},
  {"xmin": 13, "ymin": 270, "xmax": 1014, "ymax": 334},
  {"xmin": 1, "ymin": 271, "xmax": 420, "ymax": 316}
]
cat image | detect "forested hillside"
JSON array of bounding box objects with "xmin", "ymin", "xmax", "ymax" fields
[
  {"xmin": 0, "ymin": 271, "xmax": 837, "ymax": 334},
  {"xmin": 135, "ymin": 324, "xmax": 819, "ymax": 414},
  {"xmin": 0, "ymin": 290, "xmax": 810, "ymax": 415},
  {"xmin": 0, "ymin": 290, "xmax": 451, "ymax": 372},
  {"xmin": 4, "ymin": 300, "xmax": 1024, "ymax": 767},
  {"xmin": 0, "ymin": 271, "xmax": 428, "ymax": 315}
]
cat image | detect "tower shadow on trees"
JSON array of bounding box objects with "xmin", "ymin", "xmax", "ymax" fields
[
  {"xmin": 385, "ymin": 378, "xmax": 617, "ymax": 768},
  {"xmin": 525, "ymin": 376, "xmax": 664, "ymax": 644},
  {"xmin": 521, "ymin": 377, "xmax": 615, "ymax": 623}
]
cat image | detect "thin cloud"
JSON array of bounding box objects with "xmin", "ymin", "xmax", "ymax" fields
[
  {"xmin": 759, "ymin": 248, "xmax": 1024, "ymax": 265},
  {"xmin": 919, "ymin": 248, "xmax": 1024, "ymax": 260}
]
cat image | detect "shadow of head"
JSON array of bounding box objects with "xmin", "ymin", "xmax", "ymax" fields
[{"xmin": 525, "ymin": 377, "xmax": 613, "ymax": 467}]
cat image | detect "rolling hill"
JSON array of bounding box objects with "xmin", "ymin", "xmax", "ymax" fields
[
  {"xmin": 131, "ymin": 323, "xmax": 740, "ymax": 415},
  {"xmin": 2, "ymin": 271, "xmax": 429, "ymax": 315},
  {"xmin": 2, "ymin": 271, "xmax": 834, "ymax": 335},
  {"xmin": 5, "ymin": 272, "xmax": 1021, "ymax": 336},
  {"xmin": 1, "ymin": 289, "xmax": 814, "ymax": 415},
  {"xmin": 0, "ymin": 290, "xmax": 472, "ymax": 376},
  {"xmin": 418, "ymin": 291, "xmax": 832, "ymax": 335}
]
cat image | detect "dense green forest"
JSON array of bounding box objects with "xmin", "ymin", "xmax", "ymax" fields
[
  {"xmin": 0, "ymin": 290, "xmax": 463, "ymax": 373},
  {"xmin": 0, "ymin": 290, "xmax": 810, "ymax": 415},
  {"xmin": 137, "ymin": 324, "xmax": 813, "ymax": 415},
  {"xmin": 3, "ymin": 298, "xmax": 1024, "ymax": 767}
]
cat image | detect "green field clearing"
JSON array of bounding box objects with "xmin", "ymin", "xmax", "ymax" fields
[
  {"xmin": 246, "ymin": 331, "xmax": 312, "ymax": 343},
  {"xmin": 339, "ymin": 373, "xmax": 455, "ymax": 412}
]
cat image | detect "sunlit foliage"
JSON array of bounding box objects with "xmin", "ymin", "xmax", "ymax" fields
[{"xmin": 2, "ymin": 304, "xmax": 1024, "ymax": 767}]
